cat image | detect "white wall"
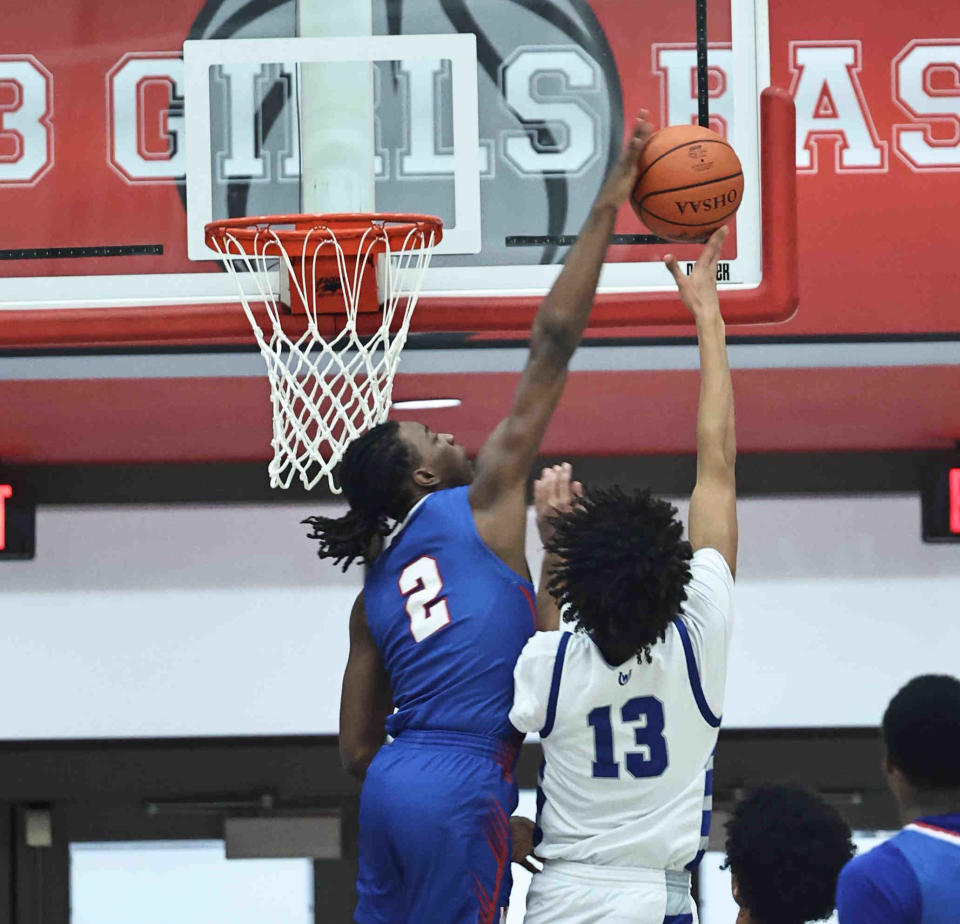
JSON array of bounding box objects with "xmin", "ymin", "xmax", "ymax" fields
[
  {"xmin": 721, "ymin": 494, "xmax": 960, "ymax": 728},
  {"xmin": 1, "ymin": 503, "xmax": 360, "ymax": 739},
  {"xmin": 0, "ymin": 495, "xmax": 957, "ymax": 739}
]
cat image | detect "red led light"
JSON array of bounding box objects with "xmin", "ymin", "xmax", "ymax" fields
[
  {"xmin": 0, "ymin": 484, "xmax": 11, "ymax": 552},
  {"xmin": 950, "ymin": 468, "xmax": 960, "ymax": 535}
]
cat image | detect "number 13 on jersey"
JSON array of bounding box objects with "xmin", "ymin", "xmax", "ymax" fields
[
  {"xmin": 399, "ymin": 556, "xmax": 451, "ymax": 642},
  {"xmin": 588, "ymin": 696, "xmax": 669, "ymax": 779}
]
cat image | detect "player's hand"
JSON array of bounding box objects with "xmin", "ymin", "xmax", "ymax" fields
[
  {"xmin": 534, "ymin": 463, "xmax": 583, "ymax": 546},
  {"xmin": 594, "ymin": 110, "xmax": 654, "ymax": 211},
  {"xmin": 663, "ymin": 226, "xmax": 727, "ymax": 322},
  {"xmin": 509, "ymin": 815, "xmax": 543, "ymax": 874}
]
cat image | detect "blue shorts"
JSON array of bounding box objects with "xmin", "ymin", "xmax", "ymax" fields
[{"xmin": 355, "ymin": 729, "xmax": 520, "ymax": 924}]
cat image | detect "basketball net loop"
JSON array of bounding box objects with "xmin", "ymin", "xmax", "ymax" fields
[{"xmin": 206, "ymin": 216, "xmax": 441, "ymax": 493}]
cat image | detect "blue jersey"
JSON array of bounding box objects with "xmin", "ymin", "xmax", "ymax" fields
[
  {"xmin": 836, "ymin": 813, "xmax": 960, "ymax": 924},
  {"xmin": 363, "ymin": 486, "xmax": 536, "ymax": 742}
]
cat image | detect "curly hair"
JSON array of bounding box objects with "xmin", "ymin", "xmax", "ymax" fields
[
  {"xmin": 545, "ymin": 486, "xmax": 693, "ymax": 663},
  {"xmin": 303, "ymin": 421, "xmax": 418, "ymax": 571},
  {"xmin": 724, "ymin": 784, "xmax": 855, "ymax": 924},
  {"xmin": 883, "ymin": 674, "xmax": 960, "ymax": 789}
]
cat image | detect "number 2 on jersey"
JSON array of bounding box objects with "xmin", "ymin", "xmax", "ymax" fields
[
  {"xmin": 587, "ymin": 696, "xmax": 668, "ymax": 779},
  {"xmin": 399, "ymin": 556, "xmax": 451, "ymax": 643}
]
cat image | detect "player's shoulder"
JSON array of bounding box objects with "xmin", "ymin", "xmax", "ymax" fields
[
  {"xmin": 515, "ymin": 629, "xmax": 598, "ymax": 671},
  {"xmin": 517, "ymin": 629, "xmax": 568, "ymax": 662},
  {"xmin": 838, "ymin": 838, "xmax": 916, "ymax": 896},
  {"xmin": 385, "ymin": 488, "xmax": 467, "ymax": 544},
  {"xmin": 417, "ymin": 485, "xmax": 469, "ymax": 518},
  {"xmin": 840, "ymin": 839, "xmax": 900, "ymax": 877},
  {"xmin": 510, "ymin": 631, "xmax": 573, "ymax": 735},
  {"xmin": 836, "ymin": 837, "xmax": 925, "ymax": 924},
  {"xmin": 689, "ymin": 547, "xmax": 734, "ymax": 585},
  {"xmin": 684, "ymin": 547, "xmax": 734, "ymax": 612}
]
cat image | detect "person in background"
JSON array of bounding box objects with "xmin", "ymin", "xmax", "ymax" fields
[
  {"xmin": 836, "ymin": 674, "xmax": 960, "ymax": 924},
  {"xmin": 724, "ymin": 783, "xmax": 854, "ymax": 924}
]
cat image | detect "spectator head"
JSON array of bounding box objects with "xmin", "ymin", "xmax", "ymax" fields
[
  {"xmin": 724, "ymin": 783, "xmax": 855, "ymax": 924},
  {"xmin": 882, "ymin": 674, "xmax": 960, "ymax": 809}
]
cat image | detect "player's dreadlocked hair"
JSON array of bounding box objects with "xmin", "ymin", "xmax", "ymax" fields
[
  {"xmin": 303, "ymin": 421, "xmax": 418, "ymax": 571},
  {"xmin": 723, "ymin": 784, "xmax": 855, "ymax": 924},
  {"xmin": 545, "ymin": 486, "xmax": 693, "ymax": 663}
]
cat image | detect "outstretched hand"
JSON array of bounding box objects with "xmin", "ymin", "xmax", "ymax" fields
[
  {"xmin": 663, "ymin": 226, "xmax": 728, "ymax": 321},
  {"xmin": 534, "ymin": 463, "xmax": 583, "ymax": 546},
  {"xmin": 595, "ymin": 109, "xmax": 654, "ymax": 211}
]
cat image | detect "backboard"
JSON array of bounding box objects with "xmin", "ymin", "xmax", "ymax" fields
[
  {"xmin": 0, "ymin": 0, "xmax": 794, "ymax": 347},
  {"xmin": 3, "ymin": 0, "xmax": 960, "ymax": 473}
]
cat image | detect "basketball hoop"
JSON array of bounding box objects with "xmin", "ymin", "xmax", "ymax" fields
[{"xmin": 205, "ymin": 213, "xmax": 443, "ymax": 493}]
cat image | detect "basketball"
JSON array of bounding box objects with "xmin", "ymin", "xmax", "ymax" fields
[{"xmin": 631, "ymin": 125, "xmax": 744, "ymax": 243}]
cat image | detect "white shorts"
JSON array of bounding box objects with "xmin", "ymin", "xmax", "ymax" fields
[{"xmin": 521, "ymin": 860, "xmax": 698, "ymax": 924}]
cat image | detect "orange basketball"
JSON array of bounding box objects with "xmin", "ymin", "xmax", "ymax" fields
[{"xmin": 630, "ymin": 125, "xmax": 743, "ymax": 243}]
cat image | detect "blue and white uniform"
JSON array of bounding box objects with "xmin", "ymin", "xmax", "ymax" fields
[
  {"xmin": 836, "ymin": 813, "xmax": 960, "ymax": 924},
  {"xmin": 356, "ymin": 486, "xmax": 537, "ymax": 924},
  {"xmin": 510, "ymin": 547, "xmax": 734, "ymax": 924}
]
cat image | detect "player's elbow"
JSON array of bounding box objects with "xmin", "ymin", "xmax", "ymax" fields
[
  {"xmin": 530, "ymin": 315, "xmax": 577, "ymax": 369},
  {"xmin": 720, "ymin": 436, "xmax": 737, "ymax": 471},
  {"xmin": 340, "ymin": 740, "xmax": 379, "ymax": 781},
  {"xmin": 698, "ymin": 439, "xmax": 736, "ymax": 477}
]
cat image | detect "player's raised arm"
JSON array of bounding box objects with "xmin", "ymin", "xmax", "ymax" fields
[
  {"xmin": 664, "ymin": 228, "xmax": 738, "ymax": 576},
  {"xmin": 469, "ymin": 112, "xmax": 653, "ymax": 572},
  {"xmin": 339, "ymin": 593, "xmax": 394, "ymax": 780},
  {"xmin": 533, "ymin": 464, "xmax": 582, "ymax": 631}
]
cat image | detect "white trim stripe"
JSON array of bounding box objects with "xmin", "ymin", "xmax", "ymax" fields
[
  {"xmin": 905, "ymin": 822, "xmax": 960, "ymax": 847},
  {"xmin": 0, "ymin": 340, "xmax": 958, "ymax": 382},
  {"xmin": 382, "ymin": 494, "xmax": 431, "ymax": 551}
]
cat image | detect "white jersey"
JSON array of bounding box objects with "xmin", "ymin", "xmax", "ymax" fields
[{"xmin": 509, "ymin": 547, "xmax": 734, "ymax": 872}]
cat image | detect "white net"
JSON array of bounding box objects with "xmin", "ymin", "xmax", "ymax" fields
[{"xmin": 207, "ymin": 216, "xmax": 440, "ymax": 492}]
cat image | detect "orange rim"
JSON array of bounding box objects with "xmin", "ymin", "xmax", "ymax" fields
[{"xmin": 204, "ymin": 212, "xmax": 443, "ymax": 256}]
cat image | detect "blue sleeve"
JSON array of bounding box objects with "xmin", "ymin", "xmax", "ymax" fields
[{"xmin": 836, "ymin": 843, "xmax": 921, "ymax": 924}]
